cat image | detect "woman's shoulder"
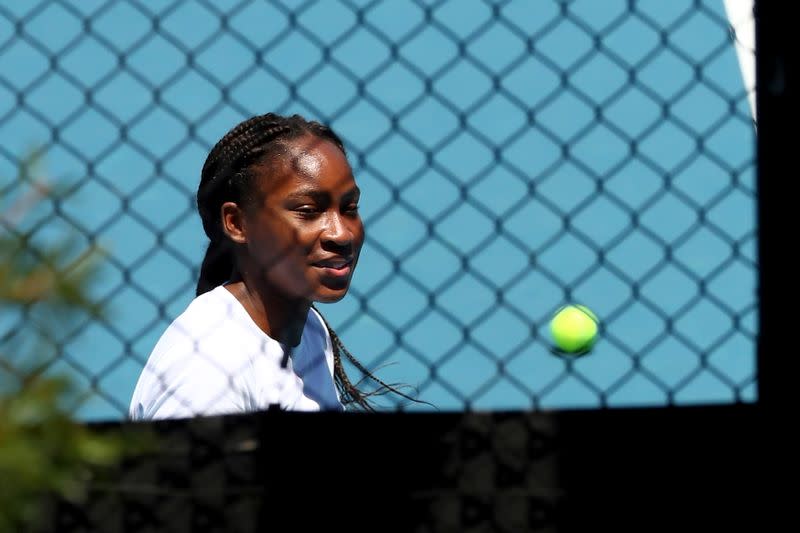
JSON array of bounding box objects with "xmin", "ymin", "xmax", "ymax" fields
[
  {"xmin": 155, "ymin": 286, "xmax": 245, "ymax": 349},
  {"xmin": 179, "ymin": 285, "xmax": 240, "ymax": 324}
]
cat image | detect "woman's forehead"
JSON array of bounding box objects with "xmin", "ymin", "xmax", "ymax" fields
[
  {"xmin": 289, "ymin": 146, "xmax": 324, "ymax": 180},
  {"xmin": 258, "ymin": 136, "xmax": 355, "ymax": 194}
]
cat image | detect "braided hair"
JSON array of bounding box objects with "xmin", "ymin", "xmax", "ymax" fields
[{"xmin": 196, "ymin": 112, "xmax": 418, "ymax": 411}]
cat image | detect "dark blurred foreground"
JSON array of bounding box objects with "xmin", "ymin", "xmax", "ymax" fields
[{"xmin": 38, "ymin": 403, "xmax": 774, "ymax": 533}]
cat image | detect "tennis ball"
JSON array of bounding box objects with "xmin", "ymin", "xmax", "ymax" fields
[{"xmin": 550, "ymin": 304, "xmax": 599, "ymax": 355}]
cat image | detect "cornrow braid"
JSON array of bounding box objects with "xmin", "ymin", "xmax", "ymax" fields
[
  {"xmin": 312, "ymin": 305, "xmax": 425, "ymax": 411},
  {"xmin": 198, "ymin": 115, "xmax": 290, "ymax": 241},
  {"xmin": 203, "ymin": 121, "xmax": 287, "ymax": 184}
]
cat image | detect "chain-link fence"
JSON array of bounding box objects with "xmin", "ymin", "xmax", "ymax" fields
[{"xmin": 1, "ymin": 0, "xmax": 757, "ymax": 420}]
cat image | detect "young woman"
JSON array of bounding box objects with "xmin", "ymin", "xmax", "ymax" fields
[{"xmin": 129, "ymin": 113, "xmax": 414, "ymax": 419}]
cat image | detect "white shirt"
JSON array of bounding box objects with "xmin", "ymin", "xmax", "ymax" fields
[{"xmin": 129, "ymin": 285, "xmax": 343, "ymax": 420}]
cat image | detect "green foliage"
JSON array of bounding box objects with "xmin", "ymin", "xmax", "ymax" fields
[
  {"xmin": 0, "ymin": 377, "xmax": 126, "ymax": 532},
  {"xmin": 0, "ymin": 149, "xmax": 139, "ymax": 532},
  {"xmin": 0, "ymin": 146, "xmax": 102, "ymax": 317}
]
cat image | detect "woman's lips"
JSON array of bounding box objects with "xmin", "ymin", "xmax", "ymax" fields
[{"xmin": 312, "ymin": 259, "xmax": 353, "ymax": 278}]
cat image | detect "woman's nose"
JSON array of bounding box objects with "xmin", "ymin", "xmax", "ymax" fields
[{"xmin": 321, "ymin": 212, "xmax": 352, "ymax": 246}]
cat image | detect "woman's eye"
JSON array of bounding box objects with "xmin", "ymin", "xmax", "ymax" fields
[{"xmin": 294, "ymin": 206, "xmax": 319, "ymax": 217}]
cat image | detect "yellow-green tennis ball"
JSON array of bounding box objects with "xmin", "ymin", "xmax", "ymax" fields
[{"xmin": 550, "ymin": 305, "xmax": 599, "ymax": 354}]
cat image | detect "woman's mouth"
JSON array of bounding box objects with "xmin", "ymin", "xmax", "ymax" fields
[{"xmin": 311, "ymin": 258, "xmax": 353, "ymax": 278}]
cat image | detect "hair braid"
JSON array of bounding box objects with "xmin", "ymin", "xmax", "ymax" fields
[
  {"xmin": 312, "ymin": 305, "xmax": 425, "ymax": 411},
  {"xmin": 195, "ymin": 118, "xmax": 291, "ymax": 295}
]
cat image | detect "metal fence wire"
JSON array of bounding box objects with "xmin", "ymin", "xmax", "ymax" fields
[{"xmin": 0, "ymin": 0, "xmax": 758, "ymax": 418}]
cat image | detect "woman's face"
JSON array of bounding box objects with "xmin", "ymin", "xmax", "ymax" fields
[{"xmin": 241, "ymin": 135, "xmax": 364, "ymax": 303}]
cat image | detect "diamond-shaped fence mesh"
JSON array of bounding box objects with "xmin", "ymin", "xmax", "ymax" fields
[{"xmin": 1, "ymin": 0, "xmax": 757, "ymax": 420}]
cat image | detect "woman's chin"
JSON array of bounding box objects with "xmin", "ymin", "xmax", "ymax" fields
[{"xmin": 314, "ymin": 285, "xmax": 349, "ymax": 303}]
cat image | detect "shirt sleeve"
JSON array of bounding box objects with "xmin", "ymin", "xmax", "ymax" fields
[{"xmin": 129, "ymin": 341, "xmax": 254, "ymax": 420}]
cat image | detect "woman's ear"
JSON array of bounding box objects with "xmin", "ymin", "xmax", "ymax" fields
[{"xmin": 221, "ymin": 202, "xmax": 247, "ymax": 244}]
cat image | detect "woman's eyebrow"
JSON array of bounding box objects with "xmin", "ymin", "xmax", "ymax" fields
[
  {"xmin": 284, "ymin": 185, "xmax": 360, "ymax": 200},
  {"xmin": 284, "ymin": 188, "xmax": 326, "ymax": 201}
]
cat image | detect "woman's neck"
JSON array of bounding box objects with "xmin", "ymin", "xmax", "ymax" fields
[{"xmin": 225, "ymin": 273, "xmax": 310, "ymax": 347}]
